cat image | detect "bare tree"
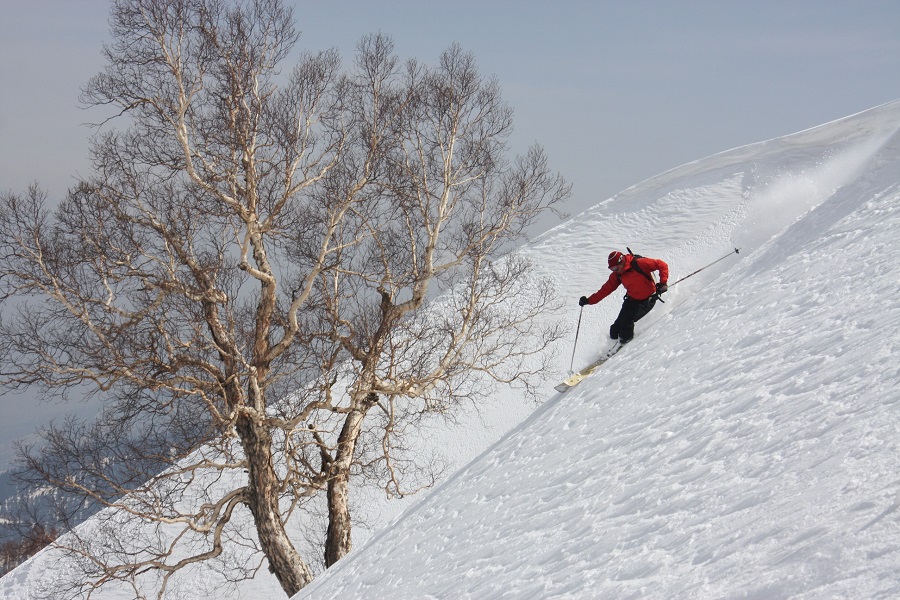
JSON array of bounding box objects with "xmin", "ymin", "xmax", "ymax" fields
[
  {"xmin": 0, "ymin": 0, "xmax": 568, "ymax": 597},
  {"xmin": 0, "ymin": 522, "xmax": 57, "ymax": 577},
  {"xmin": 307, "ymin": 36, "xmax": 569, "ymax": 565}
]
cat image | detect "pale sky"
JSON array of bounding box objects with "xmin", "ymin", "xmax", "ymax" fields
[
  {"xmin": 1, "ymin": 0, "xmax": 900, "ymax": 466},
  {"xmin": 3, "ymin": 1, "xmax": 900, "ymax": 219}
]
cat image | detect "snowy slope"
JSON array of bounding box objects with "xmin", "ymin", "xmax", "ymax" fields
[
  {"xmin": 292, "ymin": 101, "xmax": 900, "ymax": 599},
  {"xmin": 4, "ymin": 100, "xmax": 900, "ymax": 600}
]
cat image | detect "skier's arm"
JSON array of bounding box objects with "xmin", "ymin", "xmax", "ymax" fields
[
  {"xmin": 648, "ymin": 257, "xmax": 669, "ymax": 284},
  {"xmin": 585, "ymin": 273, "xmax": 621, "ymax": 305}
]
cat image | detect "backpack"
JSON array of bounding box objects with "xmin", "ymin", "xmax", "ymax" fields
[
  {"xmin": 623, "ymin": 247, "xmax": 656, "ymax": 284},
  {"xmin": 624, "ymin": 247, "xmax": 664, "ymax": 302}
]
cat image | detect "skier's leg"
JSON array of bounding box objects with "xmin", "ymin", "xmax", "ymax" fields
[
  {"xmin": 613, "ymin": 298, "xmax": 640, "ymax": 343},
  {"xmin": 618, "ymin": 319, "xmax": 635, "ymax": 343},
  {"xmin": 632, "ymin": 296, "xmax": 658, "ymax": 323}
]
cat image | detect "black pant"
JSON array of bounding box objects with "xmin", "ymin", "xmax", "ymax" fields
[{"xmin": 609, "ymin": 296, "xmax": 657, "ymax": 342}]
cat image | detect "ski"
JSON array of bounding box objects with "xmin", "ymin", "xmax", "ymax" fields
[{"xmin": 554, "ymin": 342, "xmax": 624, "ymax": 393}]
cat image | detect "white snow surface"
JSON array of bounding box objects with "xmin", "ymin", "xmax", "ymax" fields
[
  {"xmin": 293, "ymin": 102, "xmax": 900, "ymax": 600},
  {"xmin": 4, "ymin": 100, "xmax": 900, "ymax": 599}
]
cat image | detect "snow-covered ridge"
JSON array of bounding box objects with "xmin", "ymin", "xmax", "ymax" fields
[
  {"xmin": 4, "ymin": 100, "xmax": 900, "ymax": 599},
  {"xmin": 293, "ymin": 100, "xmax": 900, "ymax": 599}
]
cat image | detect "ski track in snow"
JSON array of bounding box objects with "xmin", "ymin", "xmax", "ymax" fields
[{"xmin": 4, "ymin": 101, "xmax": 900, "ymax": 600}]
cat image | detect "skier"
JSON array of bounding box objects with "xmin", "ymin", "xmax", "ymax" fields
[{"xmin": 578, "ymin": 250, "xmax": 669, "ymax": 344}]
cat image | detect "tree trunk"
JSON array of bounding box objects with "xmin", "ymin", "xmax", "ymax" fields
[
  {"xmin": 324, "ymin": 469, "xmax": 353, "ymax": 568},
  {"xmin": 324, "ymin": 405, "xmax": 369, "ymax": 567},
  {"xmin": 236, "ymin": 413, "xmax": 313, "ymax": 596}
]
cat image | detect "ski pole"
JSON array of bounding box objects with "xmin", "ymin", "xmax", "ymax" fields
[
  {"xmin": 570, "ymin": 306, "xmax": 584, "ymax": 372},
  {"xmin": 670, "ymin": 248, "xmax": 740, "ymax": 287}
]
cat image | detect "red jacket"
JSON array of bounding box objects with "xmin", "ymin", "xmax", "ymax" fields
[{"xmin": 587, "ymin": 255, "xmax": 669, "ymax": 304}]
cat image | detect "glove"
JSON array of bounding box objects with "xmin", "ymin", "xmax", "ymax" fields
[
  {"xmin": 578, "ymin": 296, "xmax": 589, "ymax": 307},
  {"xmin": 656, "ymin": 282, "xmax": 668, "ymax": 294}
]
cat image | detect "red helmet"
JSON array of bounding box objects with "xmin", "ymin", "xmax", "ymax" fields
[{"xmin": 608, "ymin": 251, "xmax": 625, "ymax": 270}]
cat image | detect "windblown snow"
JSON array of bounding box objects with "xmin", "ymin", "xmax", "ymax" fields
[{"xmin": 5, "ymin": 100, "xmax": 900, "ymax": 600}]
